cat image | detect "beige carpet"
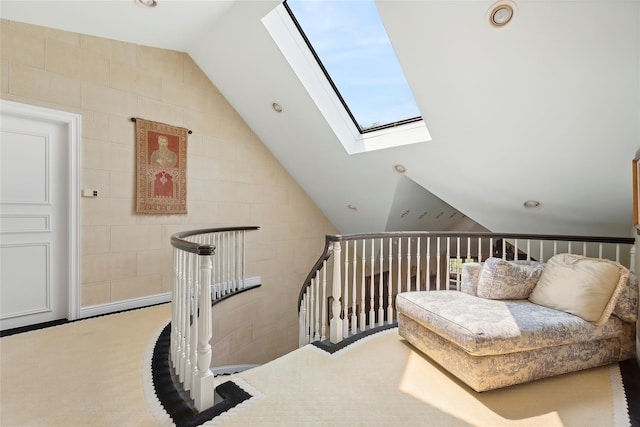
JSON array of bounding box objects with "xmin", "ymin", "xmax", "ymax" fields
[
  {"xmin": 0, "ymin": 306, "xmax": 630, "ymax": 427},
  {"xmin": 206, "ymin": 329, "xmax": 629, "ymax": 427},
  {"xmin": 0, "ymin": 304, "xmax": 171, "ymax": 427}
]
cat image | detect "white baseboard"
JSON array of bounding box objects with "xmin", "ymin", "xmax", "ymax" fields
[
  {"xmin": 80, "ymin": 293, "xmax": 172, "ymax": 319},
  {"xmin": 79, "ymin": 276, "xmax": 261, "ymax": 319}
]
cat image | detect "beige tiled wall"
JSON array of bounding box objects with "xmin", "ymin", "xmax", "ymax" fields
[{"xmin": 1, "ymin": 19, "xmax": 336, "ymax": 364}]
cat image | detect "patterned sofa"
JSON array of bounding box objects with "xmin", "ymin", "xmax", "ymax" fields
[{"xmin": 396, "ymin": 253, "xmax": 639, "ymax": 392}]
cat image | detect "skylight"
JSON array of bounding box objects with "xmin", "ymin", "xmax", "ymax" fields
[{"xmin": 285, "ymin": 0, "xmax": 422, "ymax": 133}]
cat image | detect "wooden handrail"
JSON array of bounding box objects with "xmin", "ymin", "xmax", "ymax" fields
[
  {"xmin": 297, "ymin": 231, "xmax": 634, "ymax": 311},
  {"xmin": 297, "ymin": 231, "xmax": 635, "ymax": 345},
  {"xmin": 171, "ymin": 226, "xmax": 260, "ymax": 255}
]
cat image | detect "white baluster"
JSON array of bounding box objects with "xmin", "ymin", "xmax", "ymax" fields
[
  {"xmin": 241, "ymin": 231, "xmax": 247, "ymax": 289},
  {"xmin": 426, "ymin": 237, "xmax": 431, "ymax": 291},
  {"xmin": 314, "ymin": 274, "xmax": 320, "ymax": 341},
  {"xmin": 299, "ymin": 294, "xmax": 306, "ymax": 347},
  {"xmin": 445, "ymin": 237, "xmax": 450, "ymax": 290},
  {"xmin": 321, "ymin": 260, "xmax": 327, "ymax": 341},
  {"xmin": 351, "ymin": 241, "xmax": 358, "ymax": 336},
  {"xmin": 397, "ymin": 238, "xmax": 402, "ymax": 295},
  {"xmin": 387, "ymin": 237, "xmax": 393, "ymax": 323},
  {"xmin": 183, "ymin": 255, "xmax": 192, "ymax": 391},
  {"xmin": 189, "ymin": 254, "xmax": 199, "ymax": 400},
  {"xmin": 416, "ymin": 237, "xmax": 421, "ymax": 291},
  {"xmin": 179, "ymin": 253, "xmax": 190, "ymax": 381},
  {"xmin": 193, "ymin": 254, "xmax": 215, "ymax": 411},
  {"xmin": 369, "ymin": 239, "xmax": 375, "ymax": 329},
  {"xmin": 305, "ymin": 286, "xmax": 311, "ymax": 344},
  {"xmin": 436, "ymin": 238, "xmax": 441, "ymax": 290},
  {"xmin": 406, "ymin": 237, "xmax": 411, "ymax": 293},
  {"xmin": 378, "ymin": 238, "xmax": 384, "ymax": 326},
  {"xmin": 171, "ymin": 249, "xmax": 181, "ymax": 369},
  {"xmin": 455, "ymin": 237, "xmax": 461, "ymax": 291},
  {"xmin": 330, "ymin": 242, "xmax": 343, "ymax": 343},
  {"xmin": 343, "ymin": 242, "xmax": 350, "ymax": 338},
  {"xmin": 360, "ymin": 239, "xmax": 366, "ymax": 332}
]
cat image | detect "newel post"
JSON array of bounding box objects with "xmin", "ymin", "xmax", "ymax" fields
[
  {"xmin": 330, "ymin": 241, "xmax": 343, "ymax": 343},
  {"xmin": 194, "ymin": 254, "xmax": 215, "ymax": 411}
]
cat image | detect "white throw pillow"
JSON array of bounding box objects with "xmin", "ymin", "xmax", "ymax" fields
[{"xmin": 528, "ymin": 253, "xmax": 629, "ymax": 325}]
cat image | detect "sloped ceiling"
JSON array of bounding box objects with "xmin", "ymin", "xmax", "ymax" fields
[{"xmin": 2, "ymin": 0, "xmax": 639, "ymax": 237}]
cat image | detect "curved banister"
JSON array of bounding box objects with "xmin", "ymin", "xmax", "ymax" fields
[
  {"xmin": 169, "ymin": 225, "xmax": 260, "ymax": 411},
  {"xmin": 297, "ymin": 231, "xmax": 635, "ymax": 313},
  {"xmin": 171, "ymin": 226, "xmax": 260, "ymax": 255},
  {"xmin": 296, "ymin": 235, "xmax": 333, "ymax": 310},
  {"xmin": 297, "ymin": 231, "xmax": 636, "ymax": 345},
  {"xmin": 327, "ymin": 231, "xmax": 634, "ymax": 245}
]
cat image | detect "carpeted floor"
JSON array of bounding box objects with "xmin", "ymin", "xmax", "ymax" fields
[
  {"xmin": 1, "ymin": 304, "xmax": 637, "ymax": 427},
  {"xmin": 0, "ymin": 304, "xmax": 172, "ymax": 427},
  {"xmin": 194, "ymin": 329, "xmax": 631, "ymax": 427}
]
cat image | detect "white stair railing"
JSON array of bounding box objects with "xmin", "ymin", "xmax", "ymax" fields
[
  {"xmin": 170, "ymin": 226, "xmax": 259, "ymax": 412},
  {"xmin": 298, "ymin": 232, "xmax": 635, "ymax": 347}
]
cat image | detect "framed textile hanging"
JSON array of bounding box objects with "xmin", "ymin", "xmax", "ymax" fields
[{"xmin": 135, "ymin": 118, "xmax": 188, "ymax": 214}]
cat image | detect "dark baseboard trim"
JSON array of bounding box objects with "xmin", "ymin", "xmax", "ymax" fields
[
  {"xmin": 0, "ymin": 302, "xmax": 170, "ymax": 338},
  {"xmin": 151, "ymin": 323, "xmax": 253, "ymax": 427},
  {"xmin": 0, "ymin": 318, "xmax": 70, "ymax": 338},
  {"xmin": 311, "ymin": 322, "xmax": 398, "ymax": 354},
  {"xmin": 620, "ymin": 358, "xmax": 640, "ymax": 427}
]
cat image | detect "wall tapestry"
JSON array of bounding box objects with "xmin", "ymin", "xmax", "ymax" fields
[{"xmin": 135, "ymin": 118, "xmax": 188, "ymax": 214}]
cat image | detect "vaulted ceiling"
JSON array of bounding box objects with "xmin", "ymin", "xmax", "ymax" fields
[{"xmin": 2, "ymin": 0, "xmax": 639, "ymax": 237}]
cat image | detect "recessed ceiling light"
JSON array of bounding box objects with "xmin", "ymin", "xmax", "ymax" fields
[
  {"xmin": 272, "ymin": 102, "xmax": 283, "ymax": 113},
  {"xmin": 523, "ymin": 200, "xmax": 541, "ymax": 208},
  {"xmin": 400, "ymin": 210, "xmax": 410, "ymax": 218},
  {"xmin": 393, "ymin": 164, "xmax": 406, "ymax": 174},
  {"xmin": 488, "ymin": 1, "xmax": 515, "ymax": 27},
  {"xmin": 135, "ymin": 0, "xmax": 157, "ymax": 8}
]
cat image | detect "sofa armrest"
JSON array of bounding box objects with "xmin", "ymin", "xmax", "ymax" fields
[
  {"xmin": 461, "ymin": 262, "xmax": 483, "ymax": 296},
  {"xmin": 613, "ymin": 272, "xmax": 638, "ymax": 323}
]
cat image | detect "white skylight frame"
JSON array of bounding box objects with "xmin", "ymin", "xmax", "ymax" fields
[{"xmin": 262, "ymin": 3, "xmax": 431, "ymax": 155}]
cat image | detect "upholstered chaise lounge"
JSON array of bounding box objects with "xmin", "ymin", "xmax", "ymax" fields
[{"xmin": 396, "ymin": 253, "xmax": 638, "ymax": 392}]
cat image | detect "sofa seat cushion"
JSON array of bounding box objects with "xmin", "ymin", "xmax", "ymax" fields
[{"xmin": 395, "ymin": 291, "xmax": 625, "ymax": 357}]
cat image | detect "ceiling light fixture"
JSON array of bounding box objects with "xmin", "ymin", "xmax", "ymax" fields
[
  {"xmin": 393, "ymin": 164, "xmax": 406, "ymax": 174},
  {"xmin": 488, "ymin": 0, "xmax": 515, "ymax": 27},
  {"xmin": 135, "ymin": 0, "xmax": 158, "ymax": 8},
  {"xmin": 347, "ymin": 204, "xmax": 358, "ymax": 211},
  {"xmin": 523, "ymin": 200, "xmax": 541, "ymax": 209},
  {"xmin": 272, "ymin": 102, "xmax": 283, "ymax": 113},
  {"xmin": 401, "ymin": 210, "xmax": 410, "ymax": 218}
]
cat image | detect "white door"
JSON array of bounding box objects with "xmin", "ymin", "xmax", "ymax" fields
[{"xmin": 0, "ymin": 101, "xmax": 80, "ymax": 331}]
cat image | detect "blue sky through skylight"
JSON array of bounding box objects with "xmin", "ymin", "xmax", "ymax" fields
[{"xmin": 286, "ymin": 0, "xmax": 422, "ymax": 131}]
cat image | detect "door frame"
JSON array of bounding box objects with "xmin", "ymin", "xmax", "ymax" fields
[{"xmin": 1, "ymin": 99, "xmax": 81, "ymax": 322}]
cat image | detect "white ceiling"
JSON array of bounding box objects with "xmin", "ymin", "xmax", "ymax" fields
[{"xmin": 2, "ymin": 0, "xmax": 639, "ymax": 237}]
